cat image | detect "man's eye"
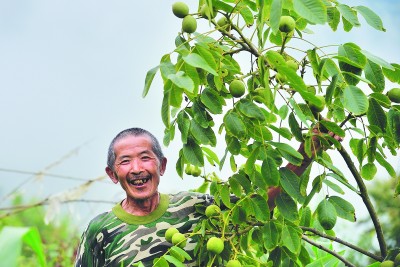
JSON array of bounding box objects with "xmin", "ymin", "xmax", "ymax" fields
[{"xmin": 119, "ymin": 160, "xmax": 130, "ymax": 165}]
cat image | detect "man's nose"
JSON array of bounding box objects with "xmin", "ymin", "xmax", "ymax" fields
[{"xmin": 129, "ymin": 159, "xmax": 143, "ymax": 174}]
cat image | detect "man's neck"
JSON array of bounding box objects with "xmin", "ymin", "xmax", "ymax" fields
[{"xmin": 122, "ymin": 193, "xmax": 160, "ymax": 216}]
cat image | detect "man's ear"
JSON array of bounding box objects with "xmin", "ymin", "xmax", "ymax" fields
[
  {"xmin": 106, "ymin": 166, "xmax": 119, "ymax": 184},
  {"xmin": 159, "ymin": 157, "xmax": 167, "ymax": 176}
]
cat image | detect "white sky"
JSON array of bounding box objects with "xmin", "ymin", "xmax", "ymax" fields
[{"xmin": 0, "ymin": 0, "xmax": 399, "ymax": 232}]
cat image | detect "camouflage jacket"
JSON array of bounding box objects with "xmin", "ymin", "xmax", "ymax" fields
[{"xmin": 74, "ymin": 191, "xmax": 212, "ymax": 267}]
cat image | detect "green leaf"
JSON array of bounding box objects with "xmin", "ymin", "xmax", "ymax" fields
[
  {"xmin": 270, "ymin": 0, "xmax": 282, "ymax": 34},
  {"xmin": 361, "ymin": 50, "xmax": 394, "ymax": 71},
  {"xmin": 200, "ymin": 88, "xmax": 224, "ymax": 114},
  {"xmin": 177, "ymin": 111, "xmax": 190, "ymax": 144},
  {"xmin": 337, "ymin": 4, "xmax": 360, "ymax": 27},
  {"xmin": 375, "ymin": 152, "xmax": 396, "ymax": 178},
  {"xmin": 323, "ymin": 179, "xmax": 345, "ymax": 195},
  {"xmin": 229, "ymin": 176, "xmax": 242, "ymax": 197},
  {"xmin": 282, "ymin": 224, "xmax": 302, "ymax": 254},
  {"xmin": 268, "ymin": 125, "xmax": 292, "ymax": 141},
  {"xmin": 319, "ymin": 58, "xmax": 340, "ymax": 79},
  {"xmin": 276, "ymin": 192, "xmax": 299, "ymax": 222},
  {"xmin": 170, "ymin": 246, "xmax": 192, "ymax": 261},
  {"xmin": 0, "ymin": 226, "xmax": 47, "ymax": 267},
  {"xmin": 299, "ymin": 206, "xmax": 312, "ymax": 227},
  {"xmin": 230, "ymin": 173, "xmax": 252, "ymax": 194},
  {"xmin": 289, "ymin": 99, "xmax": 311, "ymax": 126},
  {"xmin": 269, "ymin": 142, "xmax": 304, "ymax": 162},
  {"xmin": 161, "ymin": 90, "xmax": 171, "ymax": 128},
  {"xmin": 383, "ymin": 63, "xmax": 400, "ymax": 83},
  {"xmin": 168, "ymin": 71, "xmax": 194, "ymax": 93},
  {"xmin": 163, "ymin": 255, "xmax": 185, "ymax": 267},
  {"xmin": 329, "ymin": 196, "xmax": 356, "ymax": 222},
  {"xmin": 160, "ymin": 54, "xmax": 176, "ymax": 81},
  {"xmin": 190, "ymin": 121, "xmax": 216, "ymax": 146},
  {"xmin": 261, "ymin": 156, "xmax": 280, "ymax": 186},
  {"xmin": 364, "ymin": 60, "xmax": 385, "ymax": 93},
  {"xmin": 221, "ymin": 184, "xmax": 232, "ymax": 208},
  {"xmin": 279, "ymin": 167, "xmax": 305, "ymax": 204},
  {"xmin": 245, "ymin": 146, "xmax": 260, "ymax": 175},
  {"xmin": 293, "ymin": 0, "xmax": 327, "ymax": 24},
  {"xmin": 194, "ymin": 44, "xmax": 217, "ymax": 71},
  {"xmin": 369, "ymin": 93, "xmax": 392, "ymax": 109},
  {"xmin": 338, "ymin": 43, "xmax": 366, "ymax": 68},
  {"xmin": 354, "ymin": 6, "xmax": 385, "ymax": 31},
  {"xmin": 319, "ymin": 120, "xmax": 345, "ymax": 137},
  {"xmin": 237, "ymin": 99, "xmax": 265, "ymax": 121},
  {"xmin": 192, "ymin": 99, "xmax": 209, "ymax": 128},
  {"xmin": 184, "ymin": 63, "xmax": 200, "ymax": 92},
  {"xmin": 367, "ymin": 98, "xmax": 387, "ymax": 133},
  {"xmin": 250, "ymin": 194, "xmax": 269, "ymax": 222},
  {"xmin": 225, "ymin": 135, "xmax": 241, "ymax": 155},
  {"xmin": 343, "ymin": 85, "xmax": 368, "ymax": 115},
  {"xmin": 262, "ymin": 221, "xmax": 280, "ymax": 250},
  {"xmin": 327, "ymin": 5, "xmax": 340, "ymax": 31},
  {"xmin": 307, "ymin": 49, "xmax": 320, "ymax": 77},
  {"xmin": 182, "ymin": 53, "xmax": 218, "ymax": 76},
  {"xmin": 298, "ymin": 244, "xmax": 312, "ymax": 266},
  {"xmin": 143, "ymin": 65, "xmax": 159, "ymax": 97},
  {"xmin": 239, "ymin": 5, "xmax": 254, "ymax": 26},
  {"xmin": 325, "ymin": 74, "xmax": 338, "ymax": 105},
  {"xmin": 224, "ymin": 112, "xmax": 247, "ymax": 138},
  {"xmin": 388, "ymin": 109, "xmax": 400, "ymax": 145},
  {"xmin": 360, "ymin": 163, "xmax": 377, "ymax": 180},
  {"xmin": 202, "ymin": 147, "xmax": 220, "ymax": 166},
  {"xmin": 183, "ymin": 139, "xmax": 204, "ymax": 166},
  {"xmin": 248, "ymin": 125, "xmax": 274, "ymax": 142}
]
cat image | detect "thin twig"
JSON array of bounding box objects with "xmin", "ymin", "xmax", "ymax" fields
[
  {"xmin": 302, "ymin": 235, "xmax": 356, "ymax": 267},
  {"xmin": 338, "ymin": 146, "xmax": 387, "ymax": 258},
  {"xmin": 301, "ymin": 226, "xmax": 383, "ymax": 261}
]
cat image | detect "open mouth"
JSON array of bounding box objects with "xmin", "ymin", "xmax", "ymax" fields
[{"xmin": 129, "ymin": 178, "xmax": 150, "ymax": 186}]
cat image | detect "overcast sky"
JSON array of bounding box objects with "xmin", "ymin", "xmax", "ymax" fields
[{"xmin": 0, "ymin": 0, "xmax": 399, "ymax": 230}]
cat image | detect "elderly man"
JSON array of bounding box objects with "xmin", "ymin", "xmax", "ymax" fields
[{"xmin": 75, "ymin": 127, "xmax": 321, "ymax": 266}]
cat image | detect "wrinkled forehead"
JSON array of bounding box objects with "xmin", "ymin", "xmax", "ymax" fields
[{"xmin": 113, "ymin": 135, "xmax": 154, "ymax": 154}]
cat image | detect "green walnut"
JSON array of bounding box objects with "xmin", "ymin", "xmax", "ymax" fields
[
  {"xmin": 206, "ymin": 237, "xmax": 224, "ymax": 254},
  {"xmin": 172, "ymin": 2, "xmax": 189, "ymax": 18},
  {"xmin": 229, "ymin": 79, "xmax": 245, "ymax": 97},
  {"xmin": 172, "ymin": 232, "xmax": 187, "ymax": 248},
  {"xmin": 226, "ymin": 259, "xmax": 242, "ymax": 267},
  {"xmin": 165, "ymin": 227, "xmax": 179, "ymax": 243},
  {"xmin": 182, "ymin": 15, "xmax": 197, "ymax": 33},
  {"xmin": 279, "ymin": 16, "xmax": 296, "ymax": 33},
  {"xmin": 317, "ymin": 199, "xmax": 337, "ymax": 231},
  {"xmin": 387, "ymin": 88, "xmax": 400, "ymax": 103},
  {"xmin": 205, "ymin": 204, "xmax": 221, "ymax": 217}
]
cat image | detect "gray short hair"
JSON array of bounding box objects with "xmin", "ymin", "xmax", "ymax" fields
[{"xmin": 107, "ymin": 128, "xmax": 164, "ymax": 171}]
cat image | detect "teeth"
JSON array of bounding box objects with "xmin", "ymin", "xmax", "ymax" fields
[{"xmin": 131, "ymin": 178, "xmax": 149, "ymax": 185}]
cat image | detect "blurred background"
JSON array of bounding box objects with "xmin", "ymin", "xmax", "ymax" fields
[{"xmin": 0, "ymin": 0, "xmax": 399, "ymax": 265}]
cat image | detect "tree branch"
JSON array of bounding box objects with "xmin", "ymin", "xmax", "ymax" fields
[
  {"xmin": 302, "ymin": 235, "xmax": 356, "ymax": 267},
  {"xmin": 301, "ymin": 226, "xmax": 383, "ymax": 261},
  {"xmin": 338, "ymin": 146, "xmax": 387, "ymax": 258}
]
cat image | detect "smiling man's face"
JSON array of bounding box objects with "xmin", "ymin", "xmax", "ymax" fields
[{"xmin": 106, "ymin": 135, "xmax": 167, "ymax": 202}]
